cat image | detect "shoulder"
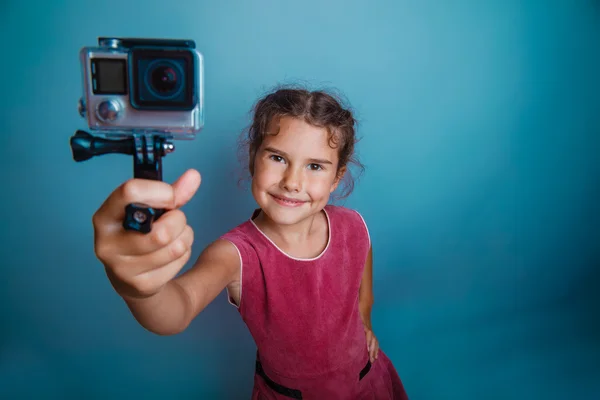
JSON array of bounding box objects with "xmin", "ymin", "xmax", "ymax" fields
[
  {"xmin": 324, "ymin": 204, "xmax": 369, "ymax": 226},
  {"xmin": 324, "ymin": 204, "xmax": 360, "ymax": 218},
  {"xmin": 218, "ymin": 219, "xmax": 261, "ymax": 266},
  {"xmin": 196, "ymin": 219, "xmax": 256, "ymax": 272},
  {"xmin": 324, "ymin": 205, "xmax": 371, "ymax": 247}
]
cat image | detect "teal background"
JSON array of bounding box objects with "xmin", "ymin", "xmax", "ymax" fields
[{"xmin": 1, "ymin": 0, "xmax": 599, "ymax": 399}]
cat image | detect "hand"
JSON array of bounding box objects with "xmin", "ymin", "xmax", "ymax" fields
[
  {"xmin": 92, "ymin": 169, "xmax": 201, "ymax": 299},
  {"xmin": 365, "ymin": 327, "xmax": 379, "ymax": 363}
]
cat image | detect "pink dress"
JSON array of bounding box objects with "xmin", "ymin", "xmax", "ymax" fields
[{"xmin": 220, "ymin": 205, "xmax": 409, "ymax": 399}]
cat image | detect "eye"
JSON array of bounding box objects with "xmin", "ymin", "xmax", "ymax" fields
[
  {"xmin": 269, "ymin": 155, "xmax": 285, "ymax": 163},
  {"xmin": 308, "ymin": 163, "xmax": 323, "ymax": 171}
]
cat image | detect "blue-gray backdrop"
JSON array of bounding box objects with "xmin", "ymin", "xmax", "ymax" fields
[{"xmin": 1, "ymin": 1, "xmax": 599, "ymax": 399}]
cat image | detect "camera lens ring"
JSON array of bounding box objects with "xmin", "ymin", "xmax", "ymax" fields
[{"xmin": 143, "ymin": 59, "xmax": 185, "ymax": 100}]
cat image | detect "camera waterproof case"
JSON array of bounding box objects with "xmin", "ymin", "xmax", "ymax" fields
[
  {"xmin": 79, "ymin": 37, "xmax": 204, "ymax": 138},
  {"xmin": 70, "ymin": 37, "xmax": 205, "ymax": 234}
]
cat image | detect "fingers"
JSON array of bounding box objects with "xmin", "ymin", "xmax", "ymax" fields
[
  {"xmin": 130, "ymin": 247, "xmax": 193, "ymax": 298},
  {"xmin": 96, "ymin": 179, "xmax": 176, "ymax": 225},
  {"xmin": 111, "ymin": 246, "xmax": 193, "ymax": 299},
  {"xmin": 171, "ymin": 169, "xmax": 202, "ymax": 208},
  {"xmin": 94, "ymin": 169, "xmax": 201, "ymax": 226},
  {"xmin": 117, "ymin": 208, "xmax": 189, "ymax": 256},
  {"xmin": 92, "ymin": 169, "xmax": 201, "ymax": 300},
  {"xmin": 107, "ymin": 226, "xmax": 194, "ymax": 298},
  {"xmin": 371, "ymin": 338, "xmax": 379, "ymax": 362},
  {"xmin": 95, "ymin": 208, "xmax": 189, "ymax": 266},
  {"xmin": 366, "ymin": 330, "xmax": 379, "ymax": 363},
  {"xmin": 114, "ymin": 224, "xmax": 194, "ymax": 276}
]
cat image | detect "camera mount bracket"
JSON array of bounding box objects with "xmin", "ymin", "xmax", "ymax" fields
[{"xmin": 70, "ymin": 130, "xmax": 174, "ymax": 234}]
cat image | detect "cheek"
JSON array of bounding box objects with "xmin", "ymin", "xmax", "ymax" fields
[
  {"xmin": 253, "ymin": 160, "xmax": 281, "ymax": 186},
  {"xmin": 306, "ymin": 174, "xmax": 338, "ymax": 195}
]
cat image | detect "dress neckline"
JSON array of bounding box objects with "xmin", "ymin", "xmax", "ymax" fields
[{"xmin": 248, "ymin": 207, "xmax": 332, "ymax": 262}]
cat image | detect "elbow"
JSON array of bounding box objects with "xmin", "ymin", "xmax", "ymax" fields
[
  {"xmin": 153, "ymin": 329, "xmax": 184, "ymax": 337},
  {"xmin": 145, "ymin": 322, "xmax": 189, "ymax": 336},
  {"xmin": 361, "ymin": 295, "xmax": 374, "ymax": 308},
  {"xmin": 131, "ymin": 313, "xmax": 191, "ymax": 337}
]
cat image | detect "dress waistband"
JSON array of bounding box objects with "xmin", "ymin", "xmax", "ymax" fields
[{"xmin": 255, "ymin": 357, "xmax": 372, "ymax": 399}]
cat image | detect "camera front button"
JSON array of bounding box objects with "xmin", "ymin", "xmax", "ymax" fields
[{"xmin": 96, "ymin": 99, "xmax": 122, "ymax": 123}]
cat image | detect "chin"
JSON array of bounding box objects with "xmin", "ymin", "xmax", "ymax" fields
[
  {"xmin": 260, "ymin": 201, "xmax": 309, "ymax": 224},
  {"xmin": 273, "ymin": 210, "xmax": 312, "ymax": 225}
]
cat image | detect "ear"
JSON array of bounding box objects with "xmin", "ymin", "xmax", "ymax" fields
[{"xmin": 330, "ymin": 165, "xmax": 347, "ymax": 193}]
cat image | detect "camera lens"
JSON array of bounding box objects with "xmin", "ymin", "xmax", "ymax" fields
[
  {"xmin": 144, "ymin": 59, "xmax": 184, "ymax": 99},
  {"xmin": 151, "ymin": 65, "xmax": 178, "ymax": 94},
  {"xmin": 133, "ymin": 49, "xmax": 194, "ymax": 109}
]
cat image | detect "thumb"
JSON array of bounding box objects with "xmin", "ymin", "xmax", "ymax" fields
[{"xmin": 172, "ymin": 169, "xmax": 202, "ymax": 209}]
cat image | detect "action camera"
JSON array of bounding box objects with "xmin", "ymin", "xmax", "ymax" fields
[
  {"xmin": 70, "ymin": 37, "xmax": 205, "ymax": 234},
  {"xmin": 78, "ymin": 37, "xmax": 204, "ymax": 138}
]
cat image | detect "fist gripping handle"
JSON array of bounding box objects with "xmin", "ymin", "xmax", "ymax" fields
[
  {"xmin": 70, "ymin": 130, "xmax": 174, "ymax": 234},
  {"xmin": 123, "ymin": 204, "xmax": 166, "ymax": 234}
]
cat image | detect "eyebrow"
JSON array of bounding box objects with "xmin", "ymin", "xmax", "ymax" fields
[{"xmin": 263, "ymin": 146, "xmax": 333, "ymax": 165}]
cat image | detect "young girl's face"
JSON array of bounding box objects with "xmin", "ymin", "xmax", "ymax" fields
[{"xmin": 251, "ymin": 116, "xmax": 344, "ymax": 226}]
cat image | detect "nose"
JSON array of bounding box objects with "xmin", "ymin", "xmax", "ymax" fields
[{"xmin": 280, "ymin": 166, "xmax": 302, "ymax": 193}]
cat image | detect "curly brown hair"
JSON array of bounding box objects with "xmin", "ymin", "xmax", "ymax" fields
[{"xmin": 238, "ymin": 84, "xmax": 364, "ymax": 200}]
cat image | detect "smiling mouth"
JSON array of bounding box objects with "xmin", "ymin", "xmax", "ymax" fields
[{"xmin": 270, "ymin": 194, "xmax": 307, "ymax": 207}]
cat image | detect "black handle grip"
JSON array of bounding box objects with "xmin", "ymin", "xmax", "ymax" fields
[{"xmin": 123, "ymin": 203, "xmax": 166, "ymax": 234}]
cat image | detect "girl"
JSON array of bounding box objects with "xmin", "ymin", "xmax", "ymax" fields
[{"xmin": 93, "ymin": 86, "xmax": 409, "ymax": 399}]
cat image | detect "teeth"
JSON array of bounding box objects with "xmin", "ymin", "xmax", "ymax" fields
[
  {"xmin": 271, "ymin": 194, "xmax": 304, "ymax": 205},
  {"xmin": 278, "ymin": 196, "xmax": 299, "ymax": 204}
]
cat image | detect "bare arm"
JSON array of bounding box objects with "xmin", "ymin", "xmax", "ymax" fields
[
  {"xmin": 359, "ymin": 244, "xmax": 374, "ymax": 330},
  {"xmin": 360, "ymin": 244, "xmax": 381, "ymax": 362},
  {"xmin": 118, "ymin": 239, "xmax": 241, "ymax": 335}
]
